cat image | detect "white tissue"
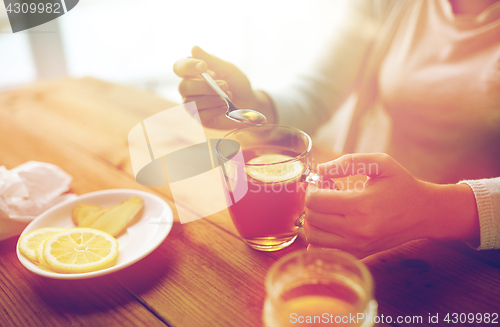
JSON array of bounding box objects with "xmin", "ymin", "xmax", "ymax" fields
[{"xmin": 0, "ymin": 161, "xmax": 75, "ymax": 240}]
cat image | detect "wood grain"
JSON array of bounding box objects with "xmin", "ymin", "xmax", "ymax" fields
[
  {"xmin": 0, "ymin": 238, "xmax": 167, "ymax": 327},
  {"xmin": 0, "ymin": 78, "xmax": 275, "ymax": 326},
  {"xmin": 1, "ymin": 78, "xmax": 499, "ymax": 327},
  {"xmin": 365, "ymin": 240, "xmax": 500, "ymax": 326}
]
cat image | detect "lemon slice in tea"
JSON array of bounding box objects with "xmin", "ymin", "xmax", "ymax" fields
[
  {"xmin": 42, "ymin": 228, "xmax": 118, "ymax": 274},
  {"xmin": 245, "ymin": 154, "xmax": 304, "ymax": 183}
]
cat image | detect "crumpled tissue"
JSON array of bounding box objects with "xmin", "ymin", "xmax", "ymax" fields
[{"xmin": 0, "ymin": 161, "xmax": 76, "ymax": 241}]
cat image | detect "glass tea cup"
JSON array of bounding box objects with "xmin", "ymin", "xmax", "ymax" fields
[
  {"xmin": 263, "ymin": 249, "xmax": 378, "ymax": 327},
  {"xmin": 215, "ymin": 125, "xmax": 319, "ymax": 251}
]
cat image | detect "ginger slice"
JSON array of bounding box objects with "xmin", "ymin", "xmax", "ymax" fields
[
  {"xmin": 86, "ymin": 196, "xmax": 144, "ymax": 237},
  {"xmin": 72, "ymin": 203, "xmax": 105, "ymax": 226}
]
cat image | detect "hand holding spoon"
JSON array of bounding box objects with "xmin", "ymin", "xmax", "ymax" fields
[{"xmin": 201, "ymin": 73, "xmax": 267, "ymax": 126}]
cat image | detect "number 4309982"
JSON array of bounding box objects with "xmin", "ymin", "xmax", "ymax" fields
[
  {"xmin": 444, "ymin": 312, "xmax": 498, "ymax": 324},
  {"xmin": 6, "ymin": 2, "xmax": 61, "ymax": 14}
]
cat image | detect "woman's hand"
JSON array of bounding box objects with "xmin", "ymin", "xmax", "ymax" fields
[
  {"xmin": 304, "ymin": 153, "xmax": 480, "ymax": 258},
  {"xmin": 173, "ymin": 46, "xmax": 275, "ymax": 130}
]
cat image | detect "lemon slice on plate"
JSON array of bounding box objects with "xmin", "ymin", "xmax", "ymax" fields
[
  {"xmin": 43, "ymin": 228, "xmax": 119, "ymax": 274},
  {"xmin": 35, "ymin": 240, "xmax": 51, "ymax": 270},
  {"xmin": 18, "ymin": 227, "xmax": 67, "ymax": 262},
  {"xmin": 245, "ymin": 154, "xmax": 304, "ymax": 183}
]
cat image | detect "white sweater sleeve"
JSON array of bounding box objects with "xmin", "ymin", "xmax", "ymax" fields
[
  {"xmin": 264, "ymin": 0, "xmax": 381, "ymax": 136},
  {"xmin": 459, "ymin": 178, "xmax": 500, "ymax": 250}
]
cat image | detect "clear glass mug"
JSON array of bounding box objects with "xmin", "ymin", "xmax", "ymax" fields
[
  {"xmin": 215, "ymin": 125, "xmax": 319, "ymax": 251},
  {"xmin": 263, "ymin": 249, "xmax": 378, "ymax": 327}
]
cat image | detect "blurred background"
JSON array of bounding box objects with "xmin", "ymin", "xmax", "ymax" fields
[{"xmin": 0, "ymin": 0, "xmax": 347, "ymax": 103}]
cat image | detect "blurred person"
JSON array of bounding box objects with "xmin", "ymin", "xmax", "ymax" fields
[{"xmin": 173, "ymin": 0, "xmax": 500, "ymax": 257}]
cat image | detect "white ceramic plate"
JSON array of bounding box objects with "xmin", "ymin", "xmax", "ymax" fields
[{"xmin": 17, "ymin": 189, "xmax": 173, "ymax": 279}]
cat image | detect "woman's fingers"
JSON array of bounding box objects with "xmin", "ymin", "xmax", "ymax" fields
[
  {"xmin": 305, "ymin": 187, "xmax": 355, "ymax": 214},
  {"xmin": 303, "ymin": 221, "xmax": 349, "ymax": 249},
  {"xmin": 318, "ymin": 153, "xmax": 399, "ymax": 179},
  {"xmin": 173, "ymin": 58, "xmax": 207, "ymax": 78},
  {"xmin": 304, "ymin": 220, "xmax": 371, "ymax": 258},
  {"xmin": 192, "ymin": 46, "xmax": 233, "ymax": 77},
  {"xmin": 178, "ymin": 79, "xmax": 229, "ymax": 97},
  {"xmin": 305, "ymin": 209, "xmax": 346, "ymax": 233}
]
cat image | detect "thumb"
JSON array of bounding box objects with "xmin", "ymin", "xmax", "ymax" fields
[
  {"xmin": 318, "ymin": 153, "xmax": 398, "ymax": 179},
  {"xmin": 191, "ymin": 46, "xmax": 233, "ymax": 76}
]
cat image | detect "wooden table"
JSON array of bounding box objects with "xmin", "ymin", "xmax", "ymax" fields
[{"xmin": 0, "ymin": 78, "xmax": 499, "ymax": 327}]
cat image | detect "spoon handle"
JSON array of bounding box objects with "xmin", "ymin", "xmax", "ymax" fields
[{"xmin": 201, "ymin": 73, "xmax": 231, "ymax": 103}]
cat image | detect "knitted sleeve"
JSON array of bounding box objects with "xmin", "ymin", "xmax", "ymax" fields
[{"xmin": 458, "ymin": 177, "xmax": 500, "ymax": 250}]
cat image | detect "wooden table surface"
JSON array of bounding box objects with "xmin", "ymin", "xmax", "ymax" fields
[{"xmin": 1, "ymin": 78, "xmax": 499, "ymax": 327}]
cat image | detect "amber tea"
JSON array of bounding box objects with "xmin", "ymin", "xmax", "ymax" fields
[
  {"xmin": 216, "ymin": 125, "xmax": 316, "ymax": 251},
  {"xmin": 227, "ymin": 146, "xmax": 307, "ymax": 251}
]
